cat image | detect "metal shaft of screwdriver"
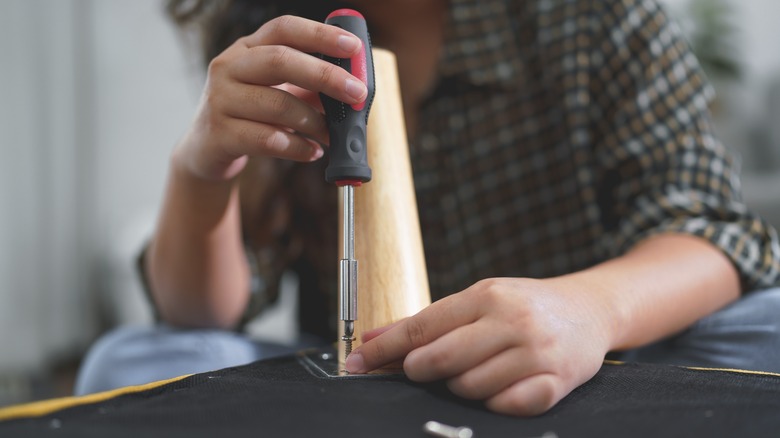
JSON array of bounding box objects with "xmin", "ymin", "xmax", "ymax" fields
[{"xmin": 340, "ymin": 184, "xmax": 358, "ymax": 362}]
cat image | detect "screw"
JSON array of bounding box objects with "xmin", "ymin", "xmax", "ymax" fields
[{"xmin": 423, "ymin": 421, "xmax": 473, "ymax": 438}]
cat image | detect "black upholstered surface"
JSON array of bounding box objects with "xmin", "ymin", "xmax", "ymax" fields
[{"xmin": 2, "ymin": 350, "xmax": 780, "ymax": 437}]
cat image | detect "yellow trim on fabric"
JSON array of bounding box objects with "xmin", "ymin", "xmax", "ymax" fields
[
  {"xmin": 682, "ymin": 366, "xmax": 780, "ymax": 378},
  {"xmin": 602, "ymin": 359, "xmax": 780, "ymax": 378},
  {"xmin": 0, "ymin": 374, "xmax": 192, "ymax": 422}
]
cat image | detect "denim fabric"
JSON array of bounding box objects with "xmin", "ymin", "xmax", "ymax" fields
[
  {"xmin": 620, "ymin": 287, "xmax": 780, "ymax": 372},
  {"xmin": 74, "ymin": 325, "xmax": 326, "ymax": 395}
]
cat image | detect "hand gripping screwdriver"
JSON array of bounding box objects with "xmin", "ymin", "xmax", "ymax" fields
[{"xmin": 320, "ymin": 9, "xmax": 375, "ymax": 360}]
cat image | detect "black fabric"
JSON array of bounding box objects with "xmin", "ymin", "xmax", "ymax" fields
[{"xmin": 3, "ymin": 352, "xmax": 780, "ymax": 437}]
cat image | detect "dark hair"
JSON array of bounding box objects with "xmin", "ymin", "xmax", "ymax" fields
[{"xmin": 165, "ymin": 0, "xmax": 351, "ymax": 65}]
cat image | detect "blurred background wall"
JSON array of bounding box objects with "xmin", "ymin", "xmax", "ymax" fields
[
  {"xmin": 0, "ymin": 0, "xmax": 196, "ymax": 403},
  {"xmin": 0, "ymin": 0, "xmax": 778, "ymax": 405}
]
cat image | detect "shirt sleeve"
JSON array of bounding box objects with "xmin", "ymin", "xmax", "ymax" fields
[
  {"xmin": 134, "ymin": 243, "xmax": 160, "ymax": 322},
  {"xmin": 591, "ymin": 0, "xmax": 780, "ymax": 291},
  {"xmin": 239, "ymin": 240, "xmax": 284, "ymax": 327}
]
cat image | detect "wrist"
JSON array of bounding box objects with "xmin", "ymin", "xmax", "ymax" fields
[
  {"xmin": 168, "ymin": 146, "xmax": 242, "ymax": 206},
  {"xmin": 553, "ymin": 234, "xmax": 734, "ymax": 353},
  {"xmin": 172, "ymin": 133, "xmax": 248, "ymax": 183},
  {"xmin": 547, "ymin": 270, "xmax": 628, "ymax": 353}
]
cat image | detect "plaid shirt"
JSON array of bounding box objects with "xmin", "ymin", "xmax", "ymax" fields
[
  {"xmin": 237, "ymin": 0, "xmax": 780, "ymax": 336},
  {"xmin": 412, "ymin": 0, "xmax": 779, "ymax": 297}
]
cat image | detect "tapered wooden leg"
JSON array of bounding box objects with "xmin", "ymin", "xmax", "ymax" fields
[{"xmin": 337, "ymin": 48, "xmax": 431, "ymax": 370}]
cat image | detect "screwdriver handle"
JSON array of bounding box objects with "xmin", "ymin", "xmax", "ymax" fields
[{"xmin": 321, "ymin": 9, "xmax": 375, "ymax": 185}]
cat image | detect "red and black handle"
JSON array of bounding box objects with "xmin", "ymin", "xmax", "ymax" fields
[{"xmin": 321, "ymin": 9, "xmax": 375, "ymax": 186}]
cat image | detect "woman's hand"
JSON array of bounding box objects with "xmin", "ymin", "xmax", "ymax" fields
[
  {"xmin": 346, "ymin": 277, "xmax": 616, "ymax": 416},
  {"xmin": 176, "ymin": 15, "xmax": 368, "ymax": 181},
  {"xmin": 147, "ymin": 15, "xmax": 369, "ymax": 328}
]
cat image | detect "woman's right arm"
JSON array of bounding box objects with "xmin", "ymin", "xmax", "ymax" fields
[{"xmin": 146, "ymin": 15, "xmax": 368, "ymax": 329}]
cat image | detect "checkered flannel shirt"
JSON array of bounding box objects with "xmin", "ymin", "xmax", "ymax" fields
[
  {"xmin": 409, "ymin": 0, "xmax": 780, "ymax": 297},
  {"xmin": 239, "ymin": 0, "xmax": 780, "ymax": 335}
]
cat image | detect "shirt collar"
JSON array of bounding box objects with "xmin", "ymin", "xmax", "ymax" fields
[{"xmin": 439, "ymin": 0, "xmax": 525, "ymax": 89}]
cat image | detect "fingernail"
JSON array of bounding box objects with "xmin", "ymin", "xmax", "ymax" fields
[
  {"xmin": 311, "ymin": 146, "xmax": 324, "ymax": 160},
  {"xmin": 345, "ymin": 352, "xmax": 365, "ymax": 373},
  {"xmin": 337, "ymin": 35, "xmax": 361, "ymax": 53},
  {"xmin": 345, "ymin": 78, "xmax": 367, "ymax": 101}
]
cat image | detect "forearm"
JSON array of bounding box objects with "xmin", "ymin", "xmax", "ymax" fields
[
  {"xmin": 559, "ymin": 233, "xmax": 741, "ymax": 352},
  {"xmin": 146, "ymin": 149, "xmax": 250, "ymax": 329}
]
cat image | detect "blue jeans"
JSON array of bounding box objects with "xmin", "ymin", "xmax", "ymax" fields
[
  {"xmin": 74, "ymin": 328, "xmax": 327, "ymax": 395},
  {"xmin": 618, "ymin": 287, "xmax": 780, "ymax": 369},
  {"xmin": 74, "ymin": 288, "xmax": 780, "ymax": 396}
]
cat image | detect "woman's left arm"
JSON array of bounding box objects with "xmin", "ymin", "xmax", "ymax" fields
[{"xmin": 346, "ymin": 233, "xmax": 739, "ymax": 416}]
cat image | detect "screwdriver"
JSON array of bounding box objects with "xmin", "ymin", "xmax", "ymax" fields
[{"xmin": 320, "ymin": 9, "xmax": 375, "ymax": 362}]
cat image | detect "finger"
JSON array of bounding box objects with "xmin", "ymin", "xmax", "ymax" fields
[
  {"xmin": 224, "ymin": 84, "xmax": 328, "ymax": 145},
  {"xmin": 446, "ymin": 348, "xmax": 544, "ymax": 400},
  {"xmin": 485, "ymin": 373, "xmax": 564, "ymax": 417},
  {"xmin": 403, "ymin": 320, "xmax": 513, "ymax": 382},
  {"xmin": 221, "ymin": 118, "xmax": 323, "ymax": 162},
  {"xmin": 230, "ymin": 45, "xmax": 367, "ymax": 105},
  {"xmin": 346, "ymin": 293, "xmax": 479, "ymax": 374},
  {"xmin": 361, "ymin": 319, "xmax": 407, "ymax": 343},
  {"xmin": 277, "ymin": 83, "xmax": 325, "ymax": 114},
  {"xmin": 243, "ymin": 15, "xmax": 363, "ymax": 58}
]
